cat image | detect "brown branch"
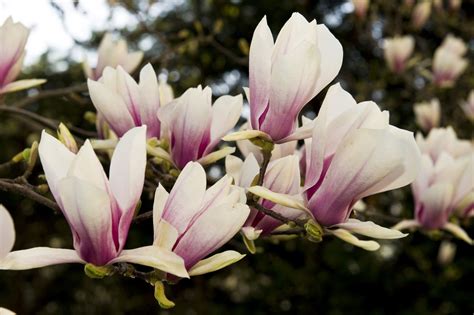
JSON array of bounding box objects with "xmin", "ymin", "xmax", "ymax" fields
[
  {"xmin": 0, "ymin": 105, "xmax": 96, "ymax": 138},
  {"xmin": 11, "ymin": 84, "xmax": 87, "ymax": 108},
  {"xmin": 250, "ymin": 202, "xmax": 306, "ymax": 228},
  {"xmin": 0, "ymin": 178, "xmax": 60, "ymax": 212},
  {"xmin": 134, "ymin": 210, "xmax": 153, "ymax": 223}
]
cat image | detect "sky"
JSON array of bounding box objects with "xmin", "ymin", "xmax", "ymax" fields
[
  {"xmin": 0, "ymin": 0, "xmax": 151, "ymax": 67},
  {"xmin": 0, "ymin": 0, "xmax": 356, "ymax": 69}
]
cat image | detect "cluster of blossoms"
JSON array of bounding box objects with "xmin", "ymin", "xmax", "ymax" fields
[{"xmin": 0, "ymin": 10, "xmax": 472, "ymax": 310}]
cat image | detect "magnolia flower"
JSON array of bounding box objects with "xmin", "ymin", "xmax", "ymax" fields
[
  {"xmin": 152, "ymin": 162, "xmax": 250, "ymax": 276},
  {"xmin": 416, "ymin": 127, "xmax": 472, "ymax": 162},
  {"xmin": 411, "ymin": 1, "xmax": 431, "ymax": 30},
  {"xmin": 248, "ymin": 84, "xmax": 419, "ymax": 250},
  {"xmin": 352, "ymin": 0, "xmax": 370, "ymax": 19},
  {"xmin": 432, "ymin": 35, "xmax": 468, "ymax": 87},
  {"xmin": 460, "ymin": 90, "xmax": 474, "ymax": 121},
  {"xmin": 393, "ymin": 152, "xmax": 473, "ymax": 245},
  {"xmin": 226, "ymin": 154, "xmax": 305, "ymax": 240},
  {"xmin": 83, "ymin": 33, "xmax": 143, "ymax": 80},
  {"xmin": 384, "ymin": 35, "xmax": 415, "ymax": 73},
  {"xmin": 88, "ymin": 64, "xmax": 164, "ymax": 138},
  {"xmin": 414, "ymin": 98, "xmax": 441, "ymax": 132},
  {"xmin": 227, "ymin": 13, "xmax": 342, "ymax": 144},
  {"xmin": 0, "ymin": 17, "xmax": 45, "ymax": 95},
  {"xmin": 158, "ymin": 86, "xmax": 242, "ymax": 169},
  {"xmin": 0, "ymin": 126, "xmax": 187, "ymax": 277}
]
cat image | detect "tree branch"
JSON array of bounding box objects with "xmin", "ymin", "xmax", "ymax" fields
[
  {"xmin": 0, "ymin": 178, "xmax": 60, "ymax": 212},
  {"xmin": 11, "ymin": 84, "xmax": 88, "ymax": 108}
]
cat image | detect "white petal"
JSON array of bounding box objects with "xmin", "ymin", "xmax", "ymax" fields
[
  {"xmin": 0, "ymin": 248, "xmax": 84, "ymax": 270},
  {"xmin": 0, "ymin": 205, "xmax": 15, "ymax": 259},
  {"xmin": 0, "ymin": 79, "xmax": 46, "ymax": 94},
  {"xmin": 241, "ymin": 227, "xmax": 263, "ymax": 241},
  {"xmin": 152, "ymin": 184, "xmax": 169, "ymax": 236},
  {"xmin": 197, "ymin": 146, "xmax": 236, "ymax": 166},
  {"xmin": 225, "ymin": 155, "xmax": 244, "ymax": 185},
  {"xmin": 391, "ymin": 219, "xmax": 420, "ymax": 231},
  {"xmin": 313, "ymin": 24, "xmax": 343, "ymax": 96},
  {"xmin": 188, "ymin": 250, "xmax": 246, "ymax": 276},
  {"xmin": 207, "ymin": 94, "xmax": 243, "ymax": 152},
  {"xmin": 110, "ymin": 246, "xmax": 189, "ymax": 278},
  {"xmin": 247, "ymin": 186, "xmax": 309, "ymax": 212},
  {"xmin": 239, "ymin": 154, "xmax": 260, "ymax": 188},
  {"xmin": 222, "ymin": 129, "xmax": 271, "ymax": 142},
  {"xmin": 0, "ymin": 307, "xmax": 16, "ymax": 315},
  {"xmin": 248, "ymin": 16, "xmax": 273, "ymax": 129},
  {"xmin": 38, "ymin": 131, "xmax": 75, "ymax": 203},
  {"xmin": 334, "ymin": 219, "xmax": 408, "ymax": 239},
  {"xmin": 138, "ymin": 64, "xmax": 161, "ymax": 136},
  {"xmin": 174, "ymin": 203, "xmax": 250, "ymax": 269},
  {"xmin": 58, "ymin": 177, "xmax": 115, "ymax": 262},
  {"xmin": 87, "ymin": 79, "xmax": 135, "ymax": 136},
  {"xmin": 162, "ymin": 162, "xmax": 206, "ymax": 235},
  {"xmin": 328, "ymin": 229, "xmax": 380, "ymax": 251},
  {"xmin": 109, "ymin": 126, "xmax": 147, "ymax": 212},
  {"xmin": 153, "ymin": 219, "xmax": 179, "ymax": 251},
  {"xmin": 443, "ymin": 222, "xmax": 473, "ymax": 245},
  {"xmin": 67, "ymin": 140, "xmax": 108, "ymax": 191}
]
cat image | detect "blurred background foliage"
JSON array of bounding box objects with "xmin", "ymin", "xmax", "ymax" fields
[{"xmin": 0, "ymin": 0, "xmax": 473, "ymax": 314}]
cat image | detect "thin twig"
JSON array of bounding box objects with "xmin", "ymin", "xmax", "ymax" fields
[
  {"xmin": 11, "ymin": 84, "xmax": 87, "ymax": 108},
  {"xmin": 134, "ymin": 210, "xmax": 153, "ymax": 223},
  {"xmin": 0, "ymin": 105, "xmax": 96, "ymax": 138},
  {"xmin": 0, "ymin": 178, "xmax": 60, "ymax": 212},
  {"xmin": 250, "ymin": 202, "xmax": 306, "ymax": 228}
]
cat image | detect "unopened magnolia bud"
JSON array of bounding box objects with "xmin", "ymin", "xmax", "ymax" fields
[
  {"xmin": 83, "ymin": 111, "xmax": 97, "ymax": 124},
  {"xmin": 28, "ymin": 141, "xmax": 39, "ymax": 167},
  {"xmin": 305, "ymin": 219, "xmax": 323, "ymax": 243},
  {"xmin": 154, "ymin": 281, "xmax": 175, "ymax": 309},
  {"xmin": 250, "ymin": 137, "xmax": 274, "ymax": 153},
  {"xmin": 58, "ymin": 123, "xmax": 78, "ymax": 153},
  {"xmin": 36, "ymin": 184, "xmax": 49, "ymax": 194},
  {"xmin": 147, "ymin": 137, "xmax": 159, "ymax": 147},
  {"xmin": 84, "ymin": 263, "xmax": 115, "ymax": 279},
  {"xmin": 241, "ymin": 233, "xmax": 257, "ymax": 254}
]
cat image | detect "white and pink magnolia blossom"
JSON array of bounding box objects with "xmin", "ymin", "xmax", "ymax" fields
[
  {"xmin": 432, "ymin": 35, "xmax": 468, "ymax": 87},
  {"xmin": 460, "ymin": 90, "xmax": 474, "ymax": 121},
  {"xmin": 0, "ymin": 17, "xmax": 45, "ymax": 95},
  {"xmin": 83, "ymin": 33, "xmax": 143, "ymax": 80},
  {"xmin": 234, "ymin": 13, "xmax": 342, "ymax": 144},
  {"xmin": 248, "ymin": 84, "xmax": 417, "ymax": 250},
  {"xmin": 414, "ymin": 98, "xmax": 441, "ymax": 132},
  {"xmin": 0, "ymin": 126, "xmax": 187, "ymax": 277},
  {"xmin": 411, "ymin": 1, "xmax": 431, "ymax": 30},
  {"xmin": 158, "ymin": 86, "xmax": 242, "ymax": 169},
  {"xmin": 152, "ymin": 162, "xmax": 250, "ymax": 276},
  {"xmin": 393, "ymin": 152, "xmax": 473, "ymax": 244},
  {"xmin": 416, "ymin": 127, "xmax": 472, "ymax": 162},
  {"xmin": 352, "ymin": 0, "xmax": 370, "ymax": 19},
  {"xmin": 301, "ymin": 84, "xmax": 420, "ymax": 231},
  {"xmin": 226, "ymin": 154, "xmax": 305, "ymax": 240},
  {"xmin": 88, "ymin": 64, "xmax": 164, "ymax": 138},
  {"xmin": 384, "ymin": 35, "xmax": 415, "ymax": 74}
]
